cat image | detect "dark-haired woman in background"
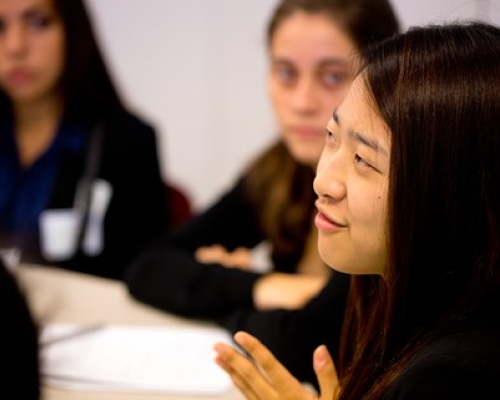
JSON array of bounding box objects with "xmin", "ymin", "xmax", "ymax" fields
[{"xmin": 0, "ymin": 0, "xmax": 167, "ymax": 279}]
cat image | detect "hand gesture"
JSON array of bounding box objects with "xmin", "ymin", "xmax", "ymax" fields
[
  {"xmin": 253, "ymin": 273, "xmax": 328, "ymax": 310},
  {"xmin": 214, "ymin": 331, "xmax": 340, "ymax": 400},
  {"xmin": 195, "ymin": 245, "xmax": 252, "ymax": 270}
]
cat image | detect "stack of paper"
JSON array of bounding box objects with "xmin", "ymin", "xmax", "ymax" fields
[{"xmin": 40, "ymin": 323, "xmax": 234, "ymax": 395}]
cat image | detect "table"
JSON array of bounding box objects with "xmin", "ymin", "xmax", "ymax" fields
[{"xmin": 15, "ymin": 264, "xmax": 244, "ymax": 400}]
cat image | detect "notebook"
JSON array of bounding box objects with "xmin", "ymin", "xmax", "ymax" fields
[{"xmin": 40, "ymin": 323, "xmax": 234, "ymax": 395}]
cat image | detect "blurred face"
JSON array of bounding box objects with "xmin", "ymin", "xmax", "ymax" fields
[
  {"xmin": 269, "ymin": 11, "xmax": 356, "ymax": 168},
  {"xmin": 313, "ymin": 75, "xmax": 390, "ymax": 275},
  {"xmin": 0, "ymin": 0, "xmax": 65, "ymax": 105}
]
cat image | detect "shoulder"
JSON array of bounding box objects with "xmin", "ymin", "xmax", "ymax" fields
[
  {"xmin": 95, "ymin": 111, "xmax": 162, "ymax": 173},
  {"xmin": 99, "ymin": 111, "xmax": 159, "ymax": 153},
  {"xmin": 103, "ymin": 111, "xmax": 157, "ymax": 141},
  {"xmin": 384, "ymin": 326, "xmax": 500, "ymax": 399}
]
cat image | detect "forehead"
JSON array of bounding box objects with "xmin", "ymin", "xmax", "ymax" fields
[
  {"xmin": 270, "ymin": 11, "xmax": 355, "ymax": 62},
  {"xmin": 0, "ymin": 0, "xmax": 54, "ymax": 14},
  {"xmin": 334, "ymin": 76, "xmax": 391, "ymax": 148}
]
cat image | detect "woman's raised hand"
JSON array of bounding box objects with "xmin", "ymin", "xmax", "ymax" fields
[{"xmin": 214, "ymin": 331, "xmax": 340, "ymax": 400}]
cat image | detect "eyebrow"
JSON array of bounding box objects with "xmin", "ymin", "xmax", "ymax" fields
[
  {"xmin": 272, "ymin": 57, "xmax": 350, "ymax": 68},
  {"xmin": 332, "ymin": 111, "xmax": 389, "ymax": 156},
  {"xmin": 23, "ymin": 8, "xmax": 43, "ymax": 19},
  {"xmin": 5, "ymin": 5, "xmax": 47, "ymax": 22}
]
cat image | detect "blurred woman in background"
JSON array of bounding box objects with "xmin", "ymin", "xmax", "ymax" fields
[{"xmin": 0, "ymin": 0, "xmax": 168, "ymax": 279}]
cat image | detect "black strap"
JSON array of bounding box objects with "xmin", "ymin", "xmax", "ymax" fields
[{"xmin": 73, "ymin": 122, "xmax": 104, "ymax": 250}]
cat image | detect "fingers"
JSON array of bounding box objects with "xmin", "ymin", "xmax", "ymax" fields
[
  {"xmin": 313, "ymin": 345, "xmax": 340, "ymax": 400},
  {"xmin": 195, "ymin": 245, "xmax": 251, "ymax": 269},
  {"xmin": 232, "ymin": 332, "xmax": 306, "ymax": 394},
  {"xmin": 215, "ymin": 351, "xmax": 260, "ymax": 400},
  {"xmin": 253, "ymin": 273, "xmax": 322, "ymax": 311},
  {"xmin": 231, "ymin": 247, "xmax": 252, "ymax": 270},
  {"xmin": 214, "ymin": 338, "xmax": 274, "ymax": 400},
  {"xmin": 233, "ymin": 332, "xmax": 277, "ymax": 381},
  {"xmin": 215, "ymin": 332, "xmax": 325, "ymax": 400},
  {"xmin": 195, "ymin": 245, "xmax": 225, "ymax": 263}
]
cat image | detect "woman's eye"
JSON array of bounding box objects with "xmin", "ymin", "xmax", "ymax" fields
[
  {"xmin": 325, "ymin": 129, "xmax": 338, "ymax": 144},
  {"xmin": 355, "ymin": 154, "xmax": 374, "ymax": 170},
  {"xmin": 28, "ymin": 15, "xmax": 51, "ymax": 31},
  {"xmin": 275, "ymin": 67, "xmax": 296, "ymax": 85},
  {"xmin": 322, "ymin": 71, "xmax": 347, "ymax": 88}
]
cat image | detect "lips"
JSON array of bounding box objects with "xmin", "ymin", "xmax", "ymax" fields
[
  {"xmin": 315, "ymin": 201, "xmax": 346, "ymax": 232},
  {"xmin": 7, "ymin": 68, "xmax": 33, "ymax": 85},
  {"xmin": 292, "ymin": 126, "xmax": 324, "ymax": 139}
]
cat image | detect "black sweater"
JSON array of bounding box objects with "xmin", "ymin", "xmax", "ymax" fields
[{"xmin": 125, "ymin": 178, "xmax": 349, "ymax": 386}]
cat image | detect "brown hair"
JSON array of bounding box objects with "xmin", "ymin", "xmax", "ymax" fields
[
  {"xmin": 267, "ymin": 0, "xmax": 400, "ymax": 50},
  {"xmin": 243, "ymin": 0, "xmax": 400, "ymax": 260}
]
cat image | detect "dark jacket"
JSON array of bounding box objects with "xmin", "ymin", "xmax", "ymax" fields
[
  {"xmin": 125, "ymin": 177, "xmax": 344, "ymax": 386},
  {"xmin": 125, "ymin": 178, "xmax": 301, "ymax": 318},
  {"xmin": 381, "ymin": 298, "xmax": 500, "ymax": 399},
  {"xmin": 30, "ymin": 111, "xmax": 167, "ymax": 279}
]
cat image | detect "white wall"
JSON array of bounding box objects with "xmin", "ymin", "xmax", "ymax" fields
[{"xmin": 84, "ymin": 0, "xmax": 499, "ymax": 211}]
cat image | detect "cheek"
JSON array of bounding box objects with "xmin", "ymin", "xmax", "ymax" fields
[
  {"xmin": 362, "ymin": 187, "xmax": 389, "ymax": 267},
  {"xmin": 319, "ymin": 86, "xmax": 349, "ymax": 119},
  {"xmin": 316, "ymin": 233, "xmax": 334, "ymax": 267},
  {"xmin": 324, "ymin": 88, "xmax": 346, "ymax": 106},
  {"xmin": 42, "ymin": 32, "xmax": 65, "ymax": 79},
  {"xmin": 349, "ymin": 183, "xmax": 388, "ymax": 238},
  {"xmin": 269, "ymin": 82, "xmax": 287, "ymax": 115}
]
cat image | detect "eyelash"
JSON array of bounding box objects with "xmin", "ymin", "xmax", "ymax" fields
[
  {"xmin": 274, "ymin": 68, "xmax": 348, "ymax": 90},
  {"xmin": 322, "ymin": 72, "xmax": 347, "ymax": 88},
  {"xmin": 326, "ymin": 129, "xmax": 376, "ymax": 171},
  {"xmin": 29, "ymin": 15, "xmax": 51, "ymax": 30},
  {"xmin": 354, "ymin": 154, "xmax": 373, "ymax": 169},
  {"xmin": 0, "ymin": 14, "xmax": 52, "ymax": 35}
]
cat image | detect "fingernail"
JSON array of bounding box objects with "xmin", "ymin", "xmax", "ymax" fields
[
  {"xmin": 234, "ymin": 331, "xmax": 246, "ymax": 345},
  {"xmin": 314, "ymin": 345, "xmax": 329, "ymax": 369},
  {"xmin": 213, "ymin": 343, "xmax": 226, "ymax": 354}
]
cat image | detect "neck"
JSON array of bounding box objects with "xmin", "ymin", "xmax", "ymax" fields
[
  {"xmin": 13, "ymin": 94, "xmax": 63, "ymax": 130},
  {"xmin": 12, "ymin": 94, "xmax": 64, "ymax": 168}
]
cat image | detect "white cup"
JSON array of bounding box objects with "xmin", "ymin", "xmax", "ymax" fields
[{"xmin": 39, "ymin": 209, "xmax": 83, "ymax": 262}]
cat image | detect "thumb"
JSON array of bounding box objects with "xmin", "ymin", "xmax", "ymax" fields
[{"xmin": 313, "ymin": 345, "xmax": 340, "ymax": 400}]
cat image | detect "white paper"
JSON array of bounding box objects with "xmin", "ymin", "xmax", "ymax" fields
[{"xmin": 40, "ymin": 323, "xmax": 234, "ymax": 395}]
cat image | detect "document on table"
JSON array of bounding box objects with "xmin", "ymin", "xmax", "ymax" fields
[{"xmin": 39, "ymin": 323, "xmax": 234, "ymax": 395}]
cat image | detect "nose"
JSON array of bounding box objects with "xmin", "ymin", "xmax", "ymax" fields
[
  {"xmin": 3, "ymin": 24, "xmax": 28, "ymax": 57},
  {"xmin": 291, "ymin": 76, "xmax": 320, "ymax": 114},
  {"xmin": 313, "ymin": 149, "xmax": 347, "ymax": 201}
]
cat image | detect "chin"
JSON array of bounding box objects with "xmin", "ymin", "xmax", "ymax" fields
[
  {"xmin": 318, "ymin": 248, "xmax": 336, "ymax": 271},
  {"xmin": 326, "ymin": 263, "xmax": 351, "ymax": 274},
  {"xmin": 290, "ymin": 150, "xmax": 320, "ymax": 168}
]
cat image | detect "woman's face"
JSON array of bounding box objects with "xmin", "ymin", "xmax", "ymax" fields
[
  {"xmin": 0, "ymin": 0, "xmax": 65, "ymax": 105},
  {"xmin": 314, "ymin": 75, "xmax": 390, "ymax": 275},
  {"xmin": 268, "ymin": 11, "xmax": 356, "ymax": 168}
]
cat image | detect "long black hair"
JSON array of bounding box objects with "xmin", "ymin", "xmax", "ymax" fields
[
  {"xmin": 0, "ymin": 0, "xmax": 126, "ymax": 127},
  {"xmin": 338, "ymin": 21, "xmax": 500, "ymax": 399}
]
